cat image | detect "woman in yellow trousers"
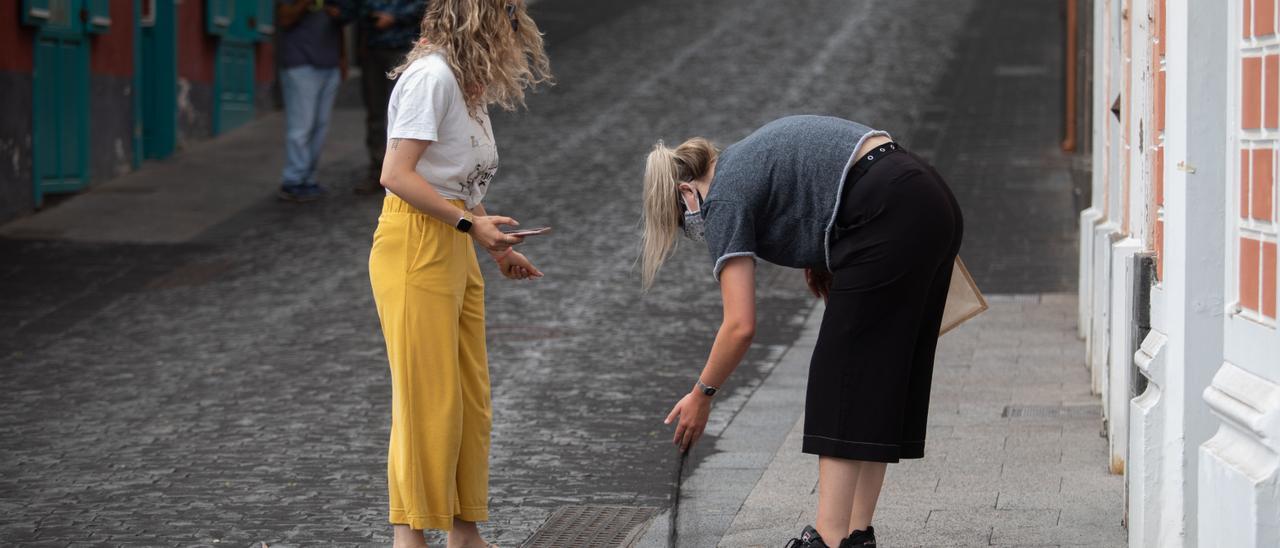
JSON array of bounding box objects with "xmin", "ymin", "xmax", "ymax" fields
[{"xmin": 368, "ymin": 2, "xmax": 551, "ymax": 547}]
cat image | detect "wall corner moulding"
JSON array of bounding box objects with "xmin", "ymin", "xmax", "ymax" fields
[
  {"xmin": 1129, "ymin": 329, "xmax": 1170, "ymax": 548},
  {"xmin": 1198, "ymin": 361, "xmax": 1280, "ymax": 548}
]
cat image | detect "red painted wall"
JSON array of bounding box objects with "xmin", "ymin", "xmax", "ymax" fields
[
  {"xmin": 178, "ymin": 0, "xmax": 216, "ymax": 83},
  {"xmin": 0, "ymin": 0, "xmax": 36, "ymax": 72},
  {"xmin": 89, "ymin": 0, "xmax": 135, "ymax": 76},
  {"xmin": 5, "ymin": 1, "xmax": 277, "ymax": 82},
  {"xmin": 256, "ymin": 39, "xmax": 275, "ymax": 83}
]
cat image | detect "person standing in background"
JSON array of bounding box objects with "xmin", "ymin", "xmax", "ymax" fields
[
  {"xmin": 354, "ymin": 1, "xmax": 429, "ymax": 194},
  {"xmin": 276, "ymin": 0, "xmax": 355, "ymax": 202}
]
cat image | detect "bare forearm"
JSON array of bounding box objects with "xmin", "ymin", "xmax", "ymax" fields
[
  {"xmin": 696, "ymin": 257, "xmax": 757, "ymax": 390},
  {"xmin": 697, "ymin": 323, "xmax": 753, "ymax": 389}
]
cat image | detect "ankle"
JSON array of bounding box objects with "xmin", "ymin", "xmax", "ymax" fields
[
  {"xmin": 839, "ymin": 525, "xmax": 876, "ymax": 548},
  {"xmin": 392, "ymin": 525, "xmax": 427, "ymax": 548},
  {"xmin": 814, "ymin": 526, "xmax": 844, "ymax": 547},
  {"xmin": 446, "ymin": 521, "xmax": 486, "ymax": 548}
]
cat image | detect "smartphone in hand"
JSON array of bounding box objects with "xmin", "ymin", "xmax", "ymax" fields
[{"xmin": 501, "ymin": 226, "xmax": 552, "ymax": 237}]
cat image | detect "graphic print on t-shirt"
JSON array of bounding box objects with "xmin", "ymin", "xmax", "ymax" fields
[
  {"xmin": 463, "ymin": 162, "xmax": 497, "ymax": 195},
  {"xmin": 461, "ymin": 117, "xmax": 498, "ymax": 198}
]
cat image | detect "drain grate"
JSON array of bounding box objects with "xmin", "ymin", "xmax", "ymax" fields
[
  {"xmin": 1002, "ymin": 404, "xmax": 1102, "ymax": 419},
  {"xmin": 522, "ymin": 505, "xmax": 658, "ymax": 548}
]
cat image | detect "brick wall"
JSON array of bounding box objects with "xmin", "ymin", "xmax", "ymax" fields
[
  {"xmin": 1237, "ymin": 0, "xmax": 1279, "ymax": 322},
  {"xmin": 88, "ymin": 0, "xmax": 134, "ymax": 76}
]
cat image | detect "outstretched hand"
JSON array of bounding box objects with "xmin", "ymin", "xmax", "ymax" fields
[{"xmin": 665, "ymin": 391, "xmax": 711, "ymax": 453}]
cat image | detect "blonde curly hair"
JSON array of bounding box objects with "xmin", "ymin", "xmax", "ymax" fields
[{"xmin": 389, "ymin": 0, "xmax": 553, "ymax": 114}]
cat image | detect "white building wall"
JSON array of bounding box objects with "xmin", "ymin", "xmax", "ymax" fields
[
  {"xmin": 1082, "ymin": 0, "xmax": 1244, "ymax": 545},
  {"xmin": 1079, "ymin": 0, "xmax": 1280, "ymax": 544},
  {"xmin": 1198, "ymin": 0, "xmax": 1280, "ymax": 544}
]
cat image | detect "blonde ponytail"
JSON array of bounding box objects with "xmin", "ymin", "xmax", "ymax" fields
[{"xmin": 640, "ymin": 137, "xmax": 718, "ymax": 289}]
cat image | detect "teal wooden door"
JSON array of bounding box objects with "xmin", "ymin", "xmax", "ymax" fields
[
  {"xmin": 33, "ymin": 34, "xmax": 89, "ymax": 198},
  {"xmin": 25, "ymin": 0, "xmax": 105, "ymax": 205},
  {"xmin": 138, "ymin": 0, "xmax": 177, "ymax": 160},
  {"xmin": 213, "ymin": 41, "xmax": 256, "ymax": 133},
  {"xmin": 209, "ymin": 1, "xmax": 274, "ymax": 134}
]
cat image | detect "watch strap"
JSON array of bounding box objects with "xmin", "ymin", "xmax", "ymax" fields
[
  {"xmin": 455, "ymin": 212, "xmax": 473, "ymax": 233},
  {"xmin": 696, "ymin": 379, "xmax": 719, "ymax": 397}
]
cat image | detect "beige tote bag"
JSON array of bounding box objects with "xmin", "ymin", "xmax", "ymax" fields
[{"xmin": 939, "ymin": 256, "xmax": 987, "ymax": 336}]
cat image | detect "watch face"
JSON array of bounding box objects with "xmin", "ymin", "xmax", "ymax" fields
[
  {"xmin": 456, "ymin": 218, "xmax": 473, "ymax": 233},
  {"xmin": 703, "ymin": 386, "xmax": 717, "ymax": 396}
]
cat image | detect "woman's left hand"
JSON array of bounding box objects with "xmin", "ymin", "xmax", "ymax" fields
[
  {"xmin": 665, "ymin": 391, "xmax": 712, "ymax": 452},
  {"xmin": 495, "ymin": 250, "xmax": 543, "ymax": 280}
]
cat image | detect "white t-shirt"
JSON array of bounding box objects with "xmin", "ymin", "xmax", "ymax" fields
[{"xmin": 386, "ymin": 52, "xmax": 498, "ymax": 209}]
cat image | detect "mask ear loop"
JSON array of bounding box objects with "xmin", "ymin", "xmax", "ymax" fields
[{"xmin": 678, "ymin": 183, "xmax": 702, "ymax": 215}]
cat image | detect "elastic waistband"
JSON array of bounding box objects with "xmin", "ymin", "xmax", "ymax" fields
[
  {"xmin": 847, "ymin": 141, "xmax": 905, "ymax": 184},
  {"xmin": 382, "ymin": 193, "xmax": 466, "ymax": 215}
]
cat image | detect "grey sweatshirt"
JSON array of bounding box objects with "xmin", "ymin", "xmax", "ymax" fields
[{"xmin": 702, "ymin": 115, "xmax": 889, "ymax": 279}]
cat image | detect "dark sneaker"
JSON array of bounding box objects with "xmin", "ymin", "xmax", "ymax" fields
[
  {"xmin": 785, "ymin": 525, "xmax": 830, "ymax": 548},
  {"xmin": 840, "ymin": 526, "xmax": 876, "ymax": 547},
  {"xmin": 277, "ymin": 184, "xmax": 317, "ymax": 202},
  {"xmin": 300, "ymin": 183, "xmax": 327, "ymax": 198}
]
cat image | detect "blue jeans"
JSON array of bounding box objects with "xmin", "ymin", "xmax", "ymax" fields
[{"xmin": 280, "ymin": 65, "xmax": 341, "ymax": 186}]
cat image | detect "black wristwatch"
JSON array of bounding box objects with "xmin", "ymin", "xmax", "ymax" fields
[
  {"xmin": 455, "ymin": 214, "xmax": 473, "ymax": 233},
  {"xmin": 696, "ymin": 379, "xmax": 718, "ymax": 397}
]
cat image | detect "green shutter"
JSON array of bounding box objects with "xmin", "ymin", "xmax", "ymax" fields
[
  {"xmin": 85, "ymin": 0, "xmax": 110, "ymax": 34},
  {"xmin": 206, "ymin": 0, "xmax": 233, "ymax": 35},
  {"xmin": 21, "ymin": 0, "xmax": 53, "ymax": 27},
  {"xmin": 255, "ymin": 0, "xmax": 275, "ymax": 41}
]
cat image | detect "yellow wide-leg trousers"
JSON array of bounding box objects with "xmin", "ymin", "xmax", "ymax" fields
[{"xmin": 369, "ymin": 195, "xmax": 491, "ymax": 531}]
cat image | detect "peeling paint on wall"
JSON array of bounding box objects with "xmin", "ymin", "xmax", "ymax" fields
[
  {"xmin": 175, "ymin": 77, "xmax": 214, "ymax": 147},
  {"xmin": 113, "ymin": 138, "xmax": 130, "ymax": 177},
  {"xmin": 4, "ymin": 138, "xmax": 21, "ymax": 177},
  {"xmin": 0, "ymin": 71, "xmax": 33, "ymax": 221},
  {"xmin": 177, "ymin": 77, "xmax": 195, "ymax": 123}
]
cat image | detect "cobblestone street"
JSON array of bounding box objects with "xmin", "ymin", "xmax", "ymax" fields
[{"xmin": 1, "ymin": 1, "xmax": 1098, "ymax": 546}]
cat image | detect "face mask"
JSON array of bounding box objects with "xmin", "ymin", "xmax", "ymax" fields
[
  {"xmin": 678, "ymin": 187, "xmax": 706, "ymax": 242},
  {"xmin": 682, "ymin": 210, "xmax": 706, "ymax": 242}
]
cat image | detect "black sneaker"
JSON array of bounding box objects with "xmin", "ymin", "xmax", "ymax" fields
[
  {"xmin": 784, "ymin": 525, "xmax": 830, "ymax": 548},
  {"xmin": 277, "ymin": 184, "xmax": 318, "ymax": 202},
  {"xmin": 839, "ymin": 526, "xmax": 876, "ymax": 547},
  {"xmin": 300, "ymin": 183, "xmax": 328, "ymax": 198}
]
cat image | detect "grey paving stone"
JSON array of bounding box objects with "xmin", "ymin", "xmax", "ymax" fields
[{"xmin": 991, "ymin": 524, "xmax": 1126, "ymax": 547}]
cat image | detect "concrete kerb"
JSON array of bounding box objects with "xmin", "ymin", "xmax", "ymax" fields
[{"xmin": 633, "ymin": 301, "xmax": 822, "ymax": 548}]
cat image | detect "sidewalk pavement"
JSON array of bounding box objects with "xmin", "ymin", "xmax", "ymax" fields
[
  {"xmin": 0, "ymin": 110, "xmax": 364, "ymax": 244},
  {"xmin": 671, "ymin": 295, "xmax": 1125, "ymax": 547}
]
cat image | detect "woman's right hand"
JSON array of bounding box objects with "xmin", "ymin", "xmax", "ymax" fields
[{"xmin": 470, "ymin": 215, "xmax": 525, "ymax": 252}]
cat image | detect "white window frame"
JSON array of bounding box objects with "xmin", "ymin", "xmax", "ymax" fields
[{"xmin": 1225, "ymin": 0, "xmax": 1280, "ymax": 376}]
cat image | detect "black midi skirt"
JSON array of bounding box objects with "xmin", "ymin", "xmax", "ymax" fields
[{"xmin": 802, "ymin": 143, "xmax": 964, "ymax": 463}]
